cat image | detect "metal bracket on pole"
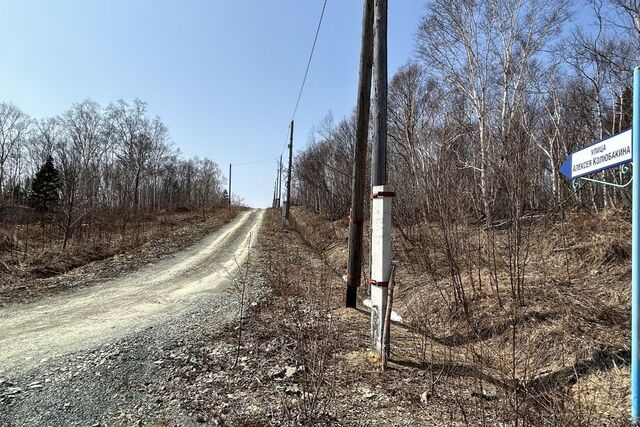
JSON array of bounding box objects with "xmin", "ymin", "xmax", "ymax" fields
[{"xmin": 572, "ymin": 163, "xmax": 632, "ymax": 190}]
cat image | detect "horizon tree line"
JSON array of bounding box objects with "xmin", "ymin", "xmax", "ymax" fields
[{"xmin": 0, "ymin": 98, "xmax": 227, "ymax": 249}]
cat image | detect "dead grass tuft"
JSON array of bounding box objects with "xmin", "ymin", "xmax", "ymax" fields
[{"xmin": 289, "ymin": 207, "xmax": 632, "ymax": 424}]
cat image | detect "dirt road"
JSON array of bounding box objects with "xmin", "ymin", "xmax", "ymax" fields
[{"xmin": 0, "ymin": 209, "xmax": 264, "ymax": 376}]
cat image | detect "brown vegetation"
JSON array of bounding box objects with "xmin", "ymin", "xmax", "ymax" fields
[
  {"xmin": 0, "ymin": 97, "xmax": 234, "ymax": 304},
  {"xmin": 0, "ymin": 208, "xmax": 240, "ymax": 305},
  {"xmin": 0, "ymin": 98, "xmax": 229, "ymax": 252},
  {"xmin": 288, "ymin": 0, "xmax": 638, "ymax": 423},
  {"xmin": 290, "ymin": 206, "xmax": 630, "ymax": 424}
]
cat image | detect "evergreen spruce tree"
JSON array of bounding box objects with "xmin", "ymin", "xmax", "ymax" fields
[{"xmin": 30, "ymin": 155, "xmax": 61, "ymax": 213}]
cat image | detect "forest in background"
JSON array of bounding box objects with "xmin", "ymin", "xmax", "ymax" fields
[
  {"xmin": 293, "ymin": 0, "xmax": 638, "ymax": 221},
  {"xmin": 0, "ymin": 98, "xmax": 227, "ymax": 268}
]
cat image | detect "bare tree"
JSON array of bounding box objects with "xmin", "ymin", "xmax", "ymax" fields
[
  {"xmin": 0, "ymin": 103, "xmax": 30, "ymax": 199},
  {"xmin": 608, "ymin": 0, "xmax": 640, "ymax": 35},
  {"xmin": 56, "ymin": 100, "xmax": 106, "ymax": 248},
  {"xmin": 417, "ymin": 0, "xmax": 569, "ymax": 222}
]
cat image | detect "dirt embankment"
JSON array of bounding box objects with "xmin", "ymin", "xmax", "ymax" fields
[
  {"xmin": 0, "ymin": 208, "xmax": 241, "ymax": 306},
  {"xmin": 289, "ymin": 206, "xmax": 631, "ymax": 425}
]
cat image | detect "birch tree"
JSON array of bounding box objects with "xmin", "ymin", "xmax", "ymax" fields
[{"xmin": 0, "ymin": 103, "xmax": 30, "ymax": 199}]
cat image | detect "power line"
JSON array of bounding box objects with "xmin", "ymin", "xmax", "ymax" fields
[
  {"xmin": 227, "ymin": 2, "xmax": 328, "ymax": 207},
  {"xmin": 280, "ymin": 0, "xmax": 329, "ymax": 157},
  {"xmin": 234, "ymin": 2, "xmax": 328, "ymax": 184},
  {"xmin": 232, "ymin": 157, "xmax": 278, "ymax": 167},
  {"xmin": 291, "ymin": 0, "xmax": 328, "ymax": 122}
]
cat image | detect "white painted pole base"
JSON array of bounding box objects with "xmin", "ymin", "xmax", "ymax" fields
[{"xmin": 370, "ymin": 185, "xmax": 392, "ymax": 352}]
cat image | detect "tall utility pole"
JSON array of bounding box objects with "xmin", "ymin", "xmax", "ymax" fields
[
  {"xmin": 372, "ymin": 0, "xmax": 387, "ymax": 187},
  {"xmin": 369, "ymin": 0, "xmax": 392, "ymax": 354},
  {"xmin": 228, "ymin": 163, "xmax": 232, "ymax": 212},
  {"xmin": 284, "ymin": 120, "xmax": 294, "ymax": 228},
  {"xmin": 345, "ymin": 0, "xmax": 375, "ymax": 308}
]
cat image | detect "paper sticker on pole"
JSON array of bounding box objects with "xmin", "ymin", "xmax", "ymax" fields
[{"xmin": 559, "ymin": 129, "xmax": 632, "ymax": 180}]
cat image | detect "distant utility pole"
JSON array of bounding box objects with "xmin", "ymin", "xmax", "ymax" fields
[
  {"xmin": 284, "ymin": 120, "xmax": 294, "ymax": 228},
  {"xmin": 273, "ymin": 178, "xmax": 277, "ymax": 208},
  {"xmin": 228, "ymin": 163, "xmax": 232, "ymax": 212},
  {"xmin": 345, "ymin": 0, "xmax": 375, "ymax": 308},
  {"xmin": 369, "ymin": 0, "xmax": 392, "ymax": 354},
  {"xmin": 278, "ymin": 155, "xmax": 283, "ymax": 208}
]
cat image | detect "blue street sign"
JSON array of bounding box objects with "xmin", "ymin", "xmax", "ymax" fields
[{"xmin": 560, "ymin": 129, "xmax": 632, "ymax": 180}]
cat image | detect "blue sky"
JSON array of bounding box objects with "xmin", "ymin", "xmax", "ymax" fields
[{"xmin": 0, "ymin": 0, "xmax": 425, "ymax": 207}]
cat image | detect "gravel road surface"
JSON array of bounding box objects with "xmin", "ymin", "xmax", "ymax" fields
[{"xmin": 0, "ymin": 209, "xmax": 264, "ymax": 426}]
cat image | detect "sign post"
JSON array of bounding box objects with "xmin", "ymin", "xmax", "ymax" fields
[
  {"xmin": 632, "ymin": 66, "xmax": 639, "ymax": 423},
  {"xmin": 560, "ymin": 67, "xmax": 638, "ymax": 422}
]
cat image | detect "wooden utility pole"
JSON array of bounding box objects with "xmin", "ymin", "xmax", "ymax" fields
[
  {"xmin": 273, "ymin": 178, "xmax": 277, "ymax": 208},
  {"xmin": 345, "ymin": 0, "xmax": 375, "ymax": 308},
  {"xmin": 372, "ymin": 0, "xmax": 387, "ymax": 186},
  {"xmin": 369, "ymin": 0, "xmax": 392, "ymax": 354},
  {"xmin": 228, "ymin": 163, "xmax": 232, "ymax": 212},
  {"xmin": 284, "ymin": 120, "xmax": 294, "ymax": 228},
  {"xmin": 277, "ymin": 155, "xmax": 283, "ymax": 208}
]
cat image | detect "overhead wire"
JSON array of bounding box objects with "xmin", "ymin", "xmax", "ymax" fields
[
  {"xmin": 232, "ymin": 157, "xmax": 278, "ymax": 167},
  {"xmin": 291, "ymin": 0, "xmax": 328, "ymax": 123},
  {"xmin": 280, "ymin": 0, "xmax": 328, "ymax": 157},
  {"xmin": 230, "ymin": 0, "xmax": 328, "ymax": 204}
]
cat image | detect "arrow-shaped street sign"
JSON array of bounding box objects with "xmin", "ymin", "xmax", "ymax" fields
[{"xmin": 560, "ymin": 128, "xmax": 632, "ymax": 180}]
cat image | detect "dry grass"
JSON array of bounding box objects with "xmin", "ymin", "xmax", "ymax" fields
[
  {"xmin": 290, "ymin": 206, "xmax": 632, "ymax": 425},
  {"xmin": 0, "ymin": 208, "xmax": 240, "ymax": 305}
]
